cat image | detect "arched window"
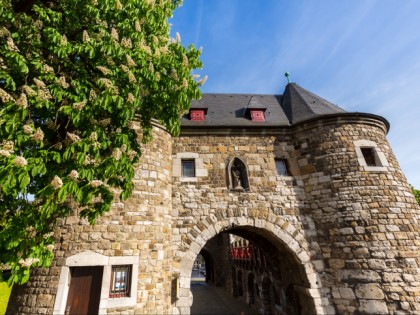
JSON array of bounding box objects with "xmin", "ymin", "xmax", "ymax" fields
[{"xmin": 227, "ymin": 157, "xmax": 250, "ymax": 191}]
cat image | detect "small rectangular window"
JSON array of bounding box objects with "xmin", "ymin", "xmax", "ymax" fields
[
  {"xmin": 110, "ymin": 265, "xmax": 131, "ymax": 298},
  {"xmin": 275, "ymin": 159, "xmax": 288, "ymax": 176},
  {"xmin": 361, "ymin": 147, "xmax": 379, "ymax": 166},
  {"xmin": 182, "ymin": 159, "xmax": 195, "ymax": 177},
  {"xmin": 250, "ymin": 110, "xmax": 265, "ymax": 122},
  {"xmin": 190, "ymin": 109, "xmax": 205, "ymax": 121}
]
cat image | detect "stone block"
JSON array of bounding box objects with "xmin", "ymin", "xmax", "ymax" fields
[
  {"xmin": 358, "ymin": 299, "xmax": 388, "ymax": 314},
  {"xmin": 329, "ymin": 259, "xmax": 345, "ymax": 269},
  {"xmin": 355, "ymin": 283, "xmax": 385, "ymax": 299},
  {"xmin": 339, "ymin": 287, "xmax": 356, "ymax": 300}
]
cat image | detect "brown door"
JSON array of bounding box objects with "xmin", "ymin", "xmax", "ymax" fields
[{"xmin": 65, "ymin": 266, "xmax": 103, "ymax": 315}]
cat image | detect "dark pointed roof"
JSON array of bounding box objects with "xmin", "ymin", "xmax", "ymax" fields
[
  {"xmin": 281, "ymin": 83, "xmax": 346, "ymax": 124},
  {"xmin": 180, "ymin": 83, "xmax": 347, "ymax": 128}
]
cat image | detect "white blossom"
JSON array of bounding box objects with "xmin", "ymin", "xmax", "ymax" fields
[
  {"xmin": 54, "ymin": 142, "xmax": 63, "ymax": 150},
  {"xmin": 6, "ymin": 37, "xmax": 19, "ymax": 51},
  {"xmin": 18, "ymin": 258, "xmax": 40, "ymax": 268},
  {"xmin": 33, "ymin": 20, "xmax": 43, "ymax": 29},
  {"xmin": 32, "ymin": 127, "xmax": 44, "ymax": 142},
  {"xmin": 126, "ymin": 54, "xmax": 137, "ymax": 67},
  {"xmin": 121, "ymin": 37, "xmax": 132, "ymax": 49},
  {"xmin": 96, "ymin": 66, "xmax": 111, "ymax": 75},
  {"xmin": 89, "ymin": 132, "xmax": 98, "ymax": 141},
  {"xmin": 121, "ymin": 64, "xmax": 129, "ymax": 73},
  {"xmin": 127, "ymin": 93, "xmax": 135, "ymax": 103},
  {"xmin": 2, "ymin": 140, "xmax": 14, "ymax": 152},
  {"xmin": 15, "ymin": 94, "xmax": 28, "ymax": 108},
  {"xmin": 72, "ymin": 99, "xmax": 87, "ymax": 111},
  {"xmin": 89, "ymin": 89, "xmax": 97, "ymax": 101},
  {"xmin": 38, "ymin": 89, "xmax": 52, "ymax": 101},
  {"xmin": 128, "ymin": 71, "xmax": 137, "ymax": 83},
  {"xmin": 0, "ymin": 150, "xmax": 11, "ymax": 157},
  {"xmin": 181, "ymin": 78, "xmax": 188, "ymax": 89},
  {"xmin": 127, "ymin": 150, "xmax": 137, "ymax": 161},
  {"xmin": 46, "ymin": 244, "xmax": 55, "ymax": 251},
  {"xmin": 135, "ymin": 20, "xmax": 141, "ymax": 32},
  {"xmin": 58, "ymin": 76, "xmax": 69, "ymax": 89},
  {"xmin": 111, "ymin": 28, "xmax": 119, "ymax": 41},
  {"xmin": 175, "ymin": 32, "xmax": 181, "ymax": 43},
  {"xmin": 43, "ymin": 232, "xmax": 54, "ymax": 239},
  {"xmin": 51, "ymin": 175, "xmax": 63, "ymax": 190},
  {"xmin": 67, "ymin": 132, "xmax": 81, "ymax": 143},
  {"xmin": 0, "ymin": 27, "xmax": 10, "ymax": 37},
  {"xmin": 90, "ymin": 180, "xmax": 103, "ymax": 187},
  {"xmin": 84, "ymin": 154, "xmax": 95, "ymax": 165},
  {"xmin": 160, "ymin": 45, "xmax": 169, "ymax": 54},
  {"xmin": 82, "ymin": 30, "xmax": 90, "ymax": 42},
  {"xmin": 171, "ymin": 69, "xmax": 179, "ymax": 81},
  {"xmin": 33, "ymin": 78, "xmax": 46, "ymax": 89},
  {"xmin": 0, "ymin": 88, "xmax": 14, "ymax": 103},
  {"xmin": 197, "ymin": 75, "xmax": 208, "ymax": 86},
  {"xmin": 182, "ymin": 54, "xmax": 188, "ymax": 66},
  {"xmin": 27, "ymin": 226, "xmax": 36, "ymax": 238},
  {"xmin": 98, "ymin": 78, "xmax": 117, "ymax": 94},
  {"xmin": 14, "ymin": 156, "xmax": 28, "ymax": 167},
  {"xmin": 22, "ymin": 85, "xmax": 37, "ymax": 97},
  {"xmin": 23, "ymin": 125, "xmax": 33, "ymax": 134},
  {"xmin": 42, "ymin": 64, "xmax": 54, "ymax": 74},
  {"xmin": 112, "ymin": 148, "xmax": 122, "ymax": 160},
  {"xmin": 69, "ymin": 170, "xmax": 79, "ymax": 180},
  {"xmin": 60, "ymin": 35, "xmax": 68, "ymax": 46}
]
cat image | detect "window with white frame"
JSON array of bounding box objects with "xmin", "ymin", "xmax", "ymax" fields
[
  {"xmin": 354, "ymin": 140, "xmax": 388, "ymax": 171},
  {"xmin": 173, "ymin": 152, "xmax": 207, "ymax": 182}
]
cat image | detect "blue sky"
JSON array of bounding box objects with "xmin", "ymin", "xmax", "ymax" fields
[{"xmin": 170, "ymin": 0, "xmax": 420, "ymax": 188}]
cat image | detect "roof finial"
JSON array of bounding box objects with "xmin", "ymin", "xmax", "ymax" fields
[{"xmin": 284, "ymin": 72, "xmax": 291, "ymax": 84}]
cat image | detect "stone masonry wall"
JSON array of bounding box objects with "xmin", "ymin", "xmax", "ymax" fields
[
  {"xmin": 171, "ymin": 116, "xmax": 420, "ymax": 314},
  {"xmin": 7, "ymin": 123, "xmax": 174, "ymax": 315},
  {"xmin": 292, "ymin": 118, "xmax": 420, "ymax": 314},
  {"xmin": 171, "ymin": 133, "xmax": 332, "ymax": 314}
]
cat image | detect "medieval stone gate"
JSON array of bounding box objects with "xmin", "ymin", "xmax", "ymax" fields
[{"xmin": 8, "ymin": 83, "xmax": 420, "ymax": 315}]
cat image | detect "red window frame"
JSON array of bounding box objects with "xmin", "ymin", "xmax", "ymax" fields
[
  {"xmin": 190, "ymin": 109, "xmax": 205, "ymax": 121},
  {"xmin": 250, "ymin": 110, "xmax": 265, "ymax": 122}
]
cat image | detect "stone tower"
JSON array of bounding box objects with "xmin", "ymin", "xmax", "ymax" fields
[{"xmin": 7, "ymin": 83, "xmax": 420, "ymax": 315}]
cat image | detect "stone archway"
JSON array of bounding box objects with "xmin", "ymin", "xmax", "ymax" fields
[{"xmin": 173, "ymin": 217, "xmax": 330, "ymax": 315}]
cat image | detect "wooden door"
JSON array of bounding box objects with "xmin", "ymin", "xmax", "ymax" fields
[{"xmin": 65, "ymin": 266, "xmax": 103, "ymax": 315}]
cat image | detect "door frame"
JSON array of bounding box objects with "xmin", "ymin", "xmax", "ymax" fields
[{"xmin": 53, "ymin": 251, "xmax": 139, "ymax": 314}]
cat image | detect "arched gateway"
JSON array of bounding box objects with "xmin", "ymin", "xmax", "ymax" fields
[
  {"xmin": 174, "ymin": 217, "xmax": 327, "ymax": 315},
  {"xmin": 8, "ymin": 83, "xmax": 420, "ymax": 315}
]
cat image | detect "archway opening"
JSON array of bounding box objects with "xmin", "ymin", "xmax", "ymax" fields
[{"xmin": 188, "ymin": 226, "xmax": 314, "ymax": 315}]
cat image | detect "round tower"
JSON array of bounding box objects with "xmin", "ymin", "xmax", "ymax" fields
[
  {"xmin": 293, "ymin": 114, "xmax": 420, "ymax": 314},
  {"xmin": 7, "ymin": 120, "xmax": 174, "ymax": 315}
]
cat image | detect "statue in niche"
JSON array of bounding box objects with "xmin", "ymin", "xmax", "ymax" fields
[
  {"xmin": 231, "ymin": 164, "xmax": 243, "ymax": 189},
  {"xmin": 228, "ymin": 157, "xmax": 249, "ymax": 191}
]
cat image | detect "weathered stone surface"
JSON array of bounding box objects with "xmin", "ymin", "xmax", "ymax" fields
[
  {"xmin": 355, "ymin": 283, "xmax": 385, "ymax": 299},
  {"xmin": 359, "ymin": 299, "xmax": 388, "ymax": 314},
  {"xmin": 8, "ymin": 103, "xmax": 420, "ymax": 315}
]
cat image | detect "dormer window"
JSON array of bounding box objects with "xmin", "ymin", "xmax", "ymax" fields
[
  {"xmin": 250, "ymin": 109, "xmax": 265, "ymax": 122},
  {"xmin": 190, "ymin": 109, "xmax": 205, "ymax": 121}
]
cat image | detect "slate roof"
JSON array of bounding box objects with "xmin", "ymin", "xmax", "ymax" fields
[{"xmin": 181, "ymin": 83, "xmax": 347, "ymax": 128}]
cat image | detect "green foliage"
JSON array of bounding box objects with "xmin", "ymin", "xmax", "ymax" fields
[
  {"xmin": 0, "ymin": 282, "xmax": 12, "ymax": 314},
  {"xmin": 411, "ymin": 185, "xmax": 420, "ymax": 206},
  {"xmin": 0, "ymin": 0, "xmax": 203, "ymax": 285}
]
